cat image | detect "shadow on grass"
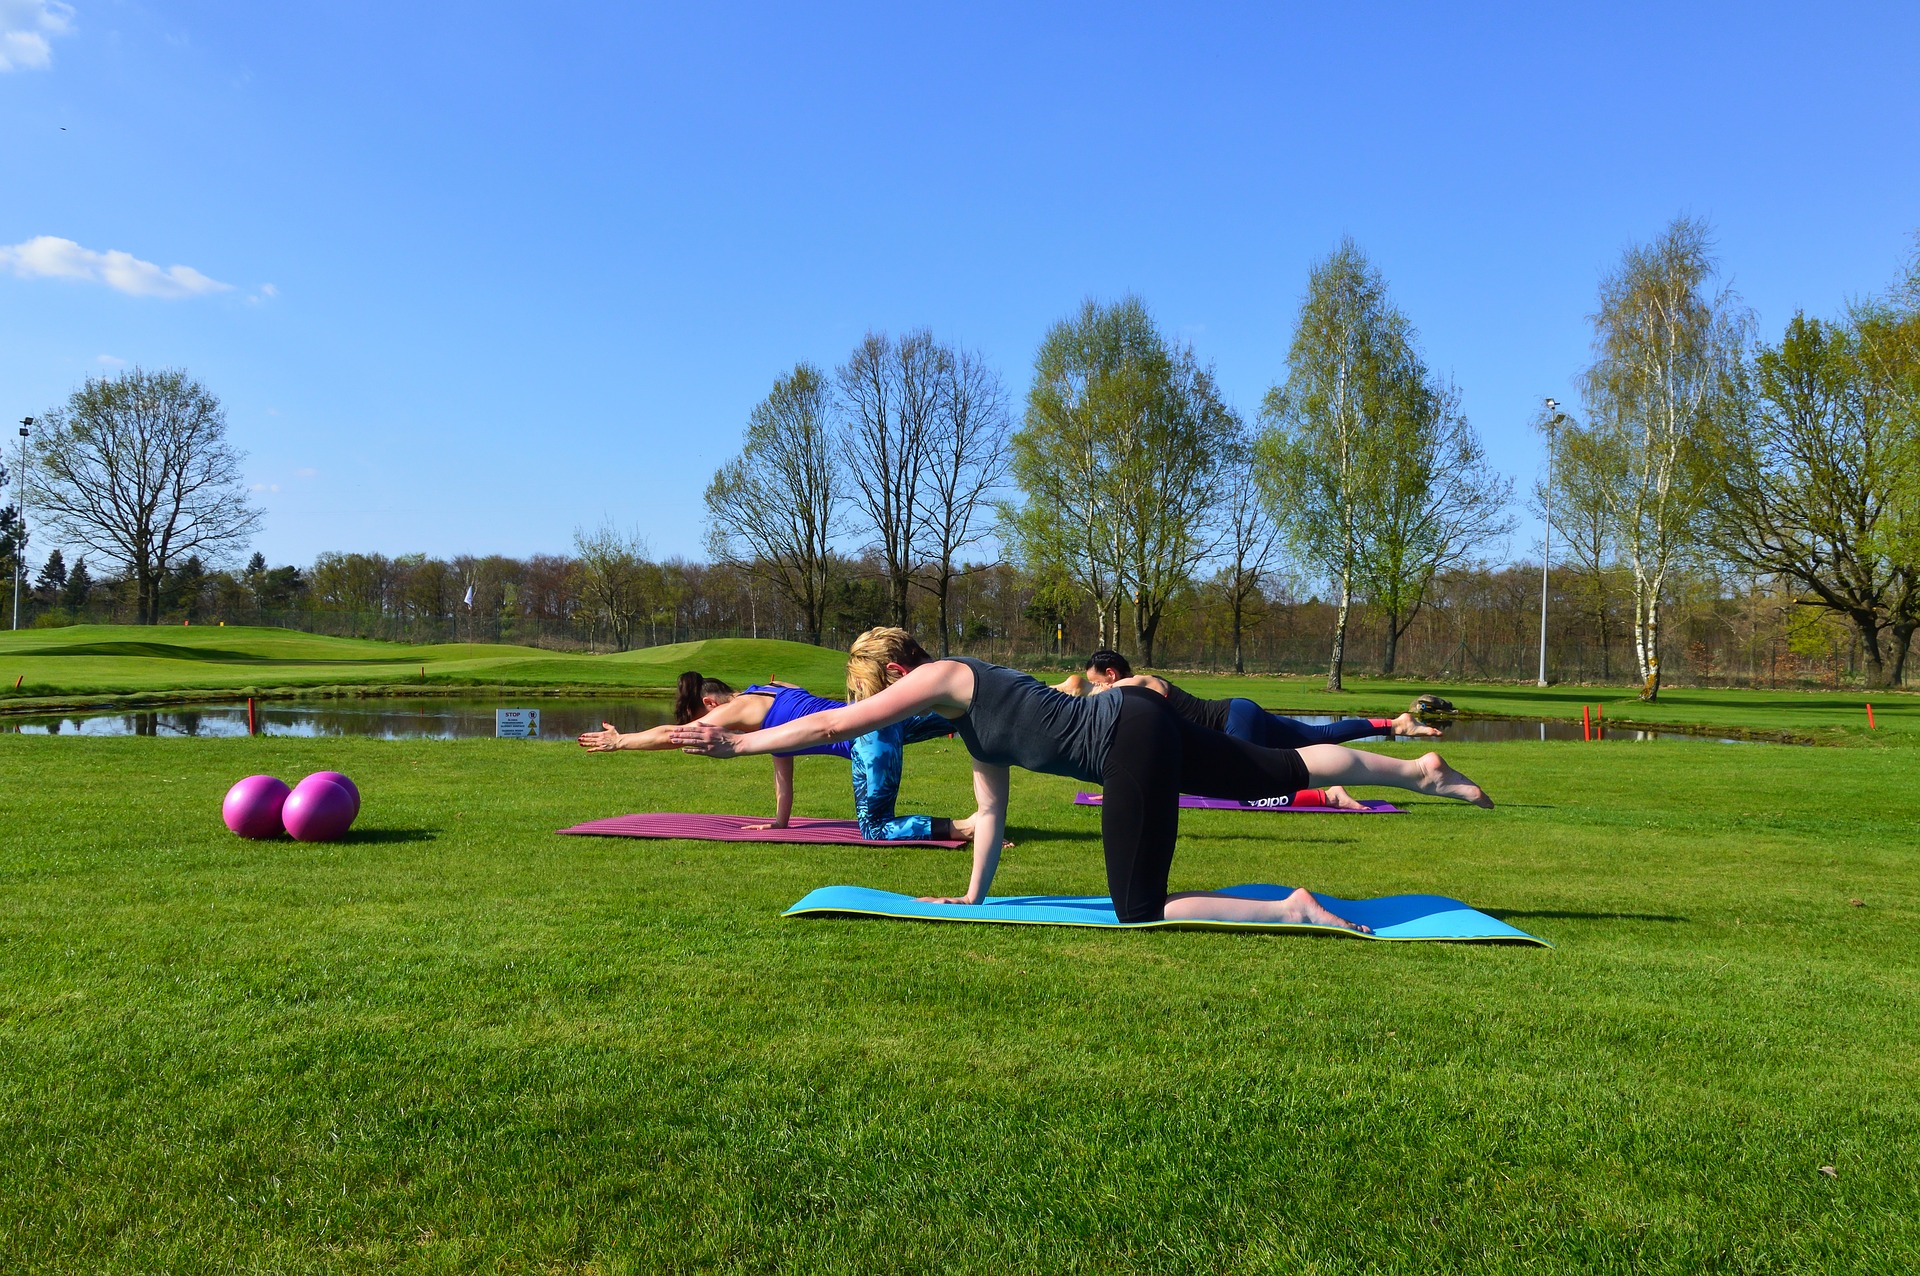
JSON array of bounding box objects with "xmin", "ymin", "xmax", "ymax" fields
[
  {"xmin": 337, "ymin": 827, "xmax": 442, "ymax": 844},
  {"xmin": 1485, "ymin": 908, "xmax": 1689, "ymax": 923}
]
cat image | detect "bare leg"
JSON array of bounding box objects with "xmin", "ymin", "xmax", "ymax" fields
[
  {"xmin": 1163, "ymin": 888, "xmax": 1371, "ymax": 933},
  {"xmin": 1295, "ymin": 745, "xmax": 1493, "ymax": 808}
]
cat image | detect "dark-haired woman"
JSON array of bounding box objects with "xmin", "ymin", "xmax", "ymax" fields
[
  {"xmin": 670, "ymin": 629, "xmax": 1493, "ymax": 930},
  {"xmin": 578, "ymin": 670, "xmax": 971, "ymax": 840},
  {"xmin": 1071, "ymin": 650, "xmax": 1441, "ymax": 746}
]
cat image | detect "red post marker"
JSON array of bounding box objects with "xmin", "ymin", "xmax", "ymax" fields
[
  {"xmin": 12, "ymin": 675, "xmax": 20, "ymax": 690},
  {"xmin": 1867, "ymin": 703, "xmax": 1876, "ymax": 730},
  {"xmin": 1583, "ymin": 704, "xmax": 1592, "ymax": 741},
  {"xmin": 248, "ymin": 696, "xmax": 256, "ymax": 736}
]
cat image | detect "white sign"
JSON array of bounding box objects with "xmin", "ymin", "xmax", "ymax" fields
[{"xmin": 495, "ymin": 708, "xmax": 540, "ymax": 739}]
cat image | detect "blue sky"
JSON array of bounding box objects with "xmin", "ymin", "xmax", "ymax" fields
[{"xmin": 3, "ymin": 1, "xmax": 1916, "ymax": 569}]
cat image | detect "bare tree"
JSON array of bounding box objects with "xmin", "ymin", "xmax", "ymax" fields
[
  {"xmin": 839, "ymin": 331, "xmax": 942, "ymax": 628},
  {"xmin": 917, "ymin": 346, "xmax": 1011, "ymax": 654},
  {"xmin": 1576, "ymin": 216, "xmax": 1747, "ymax": 700},
  {"xmin": 31, "ymin": 368, "xmax": 261, "ymax": 624},
  {"xmin": 571, "ymin": 523, "xmax": 650, "ymax": 651},
  {"xmin": 1213, "ymin": 431, "xmax": 1283, "ymax": 673},
  {"xmin": 705, "ymin": 363, "xmax": 842, "ymax": 645}
]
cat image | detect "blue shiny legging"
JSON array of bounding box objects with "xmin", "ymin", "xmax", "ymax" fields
[{"xmin": 1222, "ymin": 698, "xmax": 1391, "ymax": 749}]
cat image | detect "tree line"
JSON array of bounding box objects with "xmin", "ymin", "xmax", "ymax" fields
[{"xmin": 8, "ymin": 220, "xmax": 1917, "ymax": 696}]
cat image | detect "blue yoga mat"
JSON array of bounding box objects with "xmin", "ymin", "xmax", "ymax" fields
[{"xmin": 783, "ymin": 884, "xmax": 1549, "ymax": 945}]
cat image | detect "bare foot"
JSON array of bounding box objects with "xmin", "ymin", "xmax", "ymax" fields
[
  {"xmin": 1322, "ymin": 785, "xmax": 1368, "ymax": 811},
  {"xmin": 1283, "ymin": 887, "xmax": 1372, "ymax": 934},
  {"xmin": 1390, "ymin": 711, "xmax": 1443, "ymax": 738},
  {"xmin": 1417, "ymin": 751, "xmax": 1493, "ymax": 807},
  {"xmin": 950, "ymin": 815, "xmax": 1015, "ymax": 848}
]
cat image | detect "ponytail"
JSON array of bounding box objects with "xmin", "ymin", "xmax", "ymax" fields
[
  {"xmin": 674, "ymin": 671, "xmax": 706, "ymax": 724},
  {"xmin": 675, "ymin": 671, "xmax": 735, "ymax": 723}
]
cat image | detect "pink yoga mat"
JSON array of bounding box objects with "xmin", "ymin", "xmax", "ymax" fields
[
  {"xmin": 1073, "ymin": 792, "xmax": 1405, "ymax": 814},
  {"xmin": 556, "ymin": 813, "xmax": 969, "ymax": 847}
]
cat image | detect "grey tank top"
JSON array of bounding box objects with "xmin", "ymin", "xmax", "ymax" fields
[{"xmin": 947, "ymin": 657, "xmax": 1124, "ymax": 785}]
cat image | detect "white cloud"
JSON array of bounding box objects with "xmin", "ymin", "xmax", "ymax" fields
[
  {"xmin": 260, "ymin": 282, "xmax": 278, "ymax": 297},
  {"xmin": 94, "ymin": 352, "xmax": 124, "ymax": 367},
  {"xmin": 295, "ymin": 466, "xmax": 319, "ymax": 478},
  {"xmin": 0, "ymin": 0, "xmax": 74, "ymax": 73},
  {"xmin": 250, "ymin": 482, "xmax": 281, "ymax": 493},
  {"xmin": 0, "ymin": 235, "xmax": 232, "ymax": 298}
]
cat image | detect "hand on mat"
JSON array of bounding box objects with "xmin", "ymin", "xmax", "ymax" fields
[
  {"xmin": 579, "ymin": 722, "xmax": 624, "ymax": 751},
  {"xmin": 742, "ymin": 820, "xmax": 791, "ymax": 831},
  {"xmin": 916, "ymin": 895, "xmax": 981, "ymax": 905},
  {"xmin": 670, "ymin": 721, "xmax": 738, "ymax": 757}
]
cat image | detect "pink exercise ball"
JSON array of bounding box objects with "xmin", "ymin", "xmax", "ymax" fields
[
  {"xmin": 306, "ymin": 771, "xmax": 361, "ymax": 818},
  {"xmin": 282, "ymin": 773, "xmax": 359, "ymax": 843},
  {"xmin": 222, "ymin": 774, "xmax": 291, "ymax": 840}
]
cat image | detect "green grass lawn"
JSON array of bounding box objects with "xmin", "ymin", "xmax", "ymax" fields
[{"xmin": 2, "ymin": 727, "xmax": 1915, "ymax": 1271}]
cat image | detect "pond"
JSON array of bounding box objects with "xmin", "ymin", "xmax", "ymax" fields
[{"xmin": 0, "ymin": 698, "xmax": 1754, "ymax": 744}]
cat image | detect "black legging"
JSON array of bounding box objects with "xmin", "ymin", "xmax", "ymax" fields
[{"xmin": 1100, "ymin": 687, "xmax": 1310, "ymax": 923}]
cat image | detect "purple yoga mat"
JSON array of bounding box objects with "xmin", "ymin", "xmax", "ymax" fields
[
  {"xmin": 556, "ymin": 813, "xmax": 969, "ymax": 847},
  {"xmin": 1073, "ymin": 792, "xmax": 1405, "ymax": 814}
]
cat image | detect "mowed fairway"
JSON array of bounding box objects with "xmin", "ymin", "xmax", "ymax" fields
[{"xmin": 2, "ymin": 716, "xmax": 1917, "ymax": 1271}]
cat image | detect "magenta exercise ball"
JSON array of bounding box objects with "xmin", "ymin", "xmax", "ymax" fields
[
  {"xmin": 282, "ymin": 773, "xmax": 358, "ymax": 842},
  {"xmin": 306, "ymin": 771, "xmax": 360, "ymax": 818},
  {"xmin": 222, "ymin": 774, "xmax": 291, "ymax": 839}
]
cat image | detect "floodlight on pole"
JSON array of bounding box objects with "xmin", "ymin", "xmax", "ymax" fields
[
  {"xmin": 13, "ymin": 417, "xmax": 31, "ymax": 631},
  {"xmin": 1537, "ymin": 399, "xmax": 1559, "ymax": 687}
]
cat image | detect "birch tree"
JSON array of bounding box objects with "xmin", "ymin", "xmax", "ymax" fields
[
  {"xmin": 704, "ymin": 363, "xmax": 842, "ymax": 645},
  {"xmin": 1575, "ymin": 216, "xmax": 1747, "ymax": 700},
  {"xmin": 1257, "ymin": 241, "xmax": 1412, "ymax": 691}
]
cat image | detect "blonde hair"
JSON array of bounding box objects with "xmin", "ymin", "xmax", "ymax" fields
[{"xmin": 846, "ymin": 626, "xmax": 932, "ymax": 701}]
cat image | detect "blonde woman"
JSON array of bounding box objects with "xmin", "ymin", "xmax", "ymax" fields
[{"xmin": 673, "ymin": 628, "xmax": 1493, "ymax": 930}]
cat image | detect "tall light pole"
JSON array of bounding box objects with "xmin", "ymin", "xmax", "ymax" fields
[
  {"xmin": 13, "ymin": 417, "xmax": 31, "ymax": 631},
  {"xmin": 1536, "ymin": 399, "xmax": 1559, "ymax": 686}
]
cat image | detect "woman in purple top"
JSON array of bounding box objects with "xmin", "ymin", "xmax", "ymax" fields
[{"xmin": 578, "ymin": 670, "xmax": 966, "ymax": 841}]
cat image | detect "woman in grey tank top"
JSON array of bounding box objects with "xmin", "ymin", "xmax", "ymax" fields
[{"xmin": 673, "ymin": 627, "xmax": 1492, "ymax": 930}]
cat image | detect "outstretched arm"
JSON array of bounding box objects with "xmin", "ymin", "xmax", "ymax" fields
[
  {"xmin": 919, "ymin": 762, "xmax": 1008, "ymax": 904},
  {"xmin": 671, "ymin": 662, "xmax": 971, "ymax": 758}
]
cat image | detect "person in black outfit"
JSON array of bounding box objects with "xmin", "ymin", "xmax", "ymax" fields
[
  {"xmin": 1069, "ymin": 649, "xmax": 1442, "ymax": 746},
  {"xmin": 672, "ymin": 628, "xmax": 1494, "ymax": 930}
]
